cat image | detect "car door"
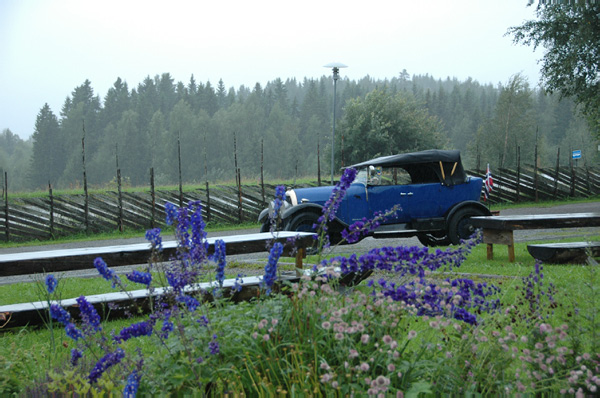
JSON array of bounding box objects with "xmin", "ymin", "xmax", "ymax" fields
[{"xmin": 339, "ymin": 182, "xmax": 371, "ymax": 224}]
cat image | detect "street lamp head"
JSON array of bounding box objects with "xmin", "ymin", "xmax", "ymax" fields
[{"xmin": 324, "ymin": 62, "xmax": 348, "ymax": 81}]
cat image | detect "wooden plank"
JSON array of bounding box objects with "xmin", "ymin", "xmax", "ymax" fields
[
  {"xmin": 0, "ymin": 273, "xmax": 302, "ymax": 329},
  {"xmin": 527, "ymin": 242, "xmax": 600, "ymax": 264},
  {"xmin": 472, "ymin": 213, "xmax": 600, "ymax": 231},
  {"xmin": 0, "ymin": 232, "xmax": 316, "ymax": 277}
]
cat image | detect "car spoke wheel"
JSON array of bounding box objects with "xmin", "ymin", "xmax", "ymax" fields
[{"xmin": 448, "ymin": 208, "xmax": 485, "ymax": 245}]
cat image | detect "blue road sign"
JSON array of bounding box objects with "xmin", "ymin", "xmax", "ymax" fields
[{"xmin": 572, "ymin": 150, "xmax": 582, "ymax": 159}]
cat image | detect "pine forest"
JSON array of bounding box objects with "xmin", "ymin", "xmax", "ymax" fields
[{"xmin": 1, "ymin": 71, "xmax": 598, "ymax": 192}]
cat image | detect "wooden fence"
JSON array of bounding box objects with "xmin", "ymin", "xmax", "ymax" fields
[{"xmin": 1, "ymin": 166, "xmax": 599, "ymax": 243}]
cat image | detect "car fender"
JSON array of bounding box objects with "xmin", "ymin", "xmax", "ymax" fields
[
  {"xmin": 258, "ymin": 208, "xmax": 270, "ymax": 224},
  {"xmin": 446, "ymin": 201, "xmax": 492, "ymax": 223},
  {"xmin": 281, "ymin": 203, "xmax": 324, "ymax": 221}
]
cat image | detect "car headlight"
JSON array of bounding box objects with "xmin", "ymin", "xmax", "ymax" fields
[{"xmin": 268, "ymin": 198, "xmax": 291, "ymax": 218}]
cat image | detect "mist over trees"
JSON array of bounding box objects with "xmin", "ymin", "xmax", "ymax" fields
[{"xmin": 2, "ymin": 71, "xmax": 598, "ymax": 192}]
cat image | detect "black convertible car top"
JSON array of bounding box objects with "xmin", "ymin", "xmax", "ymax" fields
[{"xmin": 346, "ymin": 149, "xmax": 467, "ymax": 186}]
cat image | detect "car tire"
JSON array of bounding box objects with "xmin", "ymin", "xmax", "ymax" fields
[
  {"xmin": 260, "ymin": 221, "xmax": 271, "ymax": 233},
  {"xmin": 448, "ymin": 207, "xmax": 485, "ymax": 245},
  {"xmin": 286, "ymin": 212, "xmax": 320, "ymax": 254},
  {"xmin": 417, "ymin": 232, "xmax": 451, "ymax": 247}
]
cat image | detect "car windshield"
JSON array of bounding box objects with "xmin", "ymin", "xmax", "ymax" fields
[{"xmin": 353, "ymin": 168, "xmax": 369, "ymax": 185}]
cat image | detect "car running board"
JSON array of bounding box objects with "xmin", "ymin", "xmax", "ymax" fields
[{"xmin": 371, "ymin": 229, "xmax": 419, "ymax": 239}]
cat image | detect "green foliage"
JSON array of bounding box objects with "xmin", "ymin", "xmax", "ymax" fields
[
  {"xmin": 340, "ymin": 88, "xmax": 446, "ymax": 165},
  {"xmin": 17, "ymin": 72, "xmax": 597, "ymax": 193},
  {"xmin": 509, "ymin": 3, "xmax": 600, "ymax": 137}
]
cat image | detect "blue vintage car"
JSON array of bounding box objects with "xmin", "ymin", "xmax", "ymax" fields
[{"xmin": 259, "ymin": 149, "xmax": 490, "ymax": 246}]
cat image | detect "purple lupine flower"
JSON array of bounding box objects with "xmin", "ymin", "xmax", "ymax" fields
[
  {"xmin": 164, "ymin": 202, "xmax": 178, "ymax": 226},
  {"xmin": 145, "ymin": 228, "xmax": 163, "ymax": 251},
  {"xmin": 65, "ymin": 322, "xmax": 84, "ymax": 340},
  {"xmin": 322, "ymin": 168, "xmax": 357, "ymax": 222},
  {"xmin": 212, "ymin": 239, "xmax": 226, "ymax": 287},
  {"xmin": 114, "ymin": 321, "xmax": 154, "ymax": 343},
  {"xmin": 161, "ymin": 319, "xmax": 174, "ymax": 339},
  {"xmin": 262, "ymin": 242, "xmax": 283, "ymax": 295},
  {"xmin": 177, "ymin": 294, "xmax": 200, "ymax": 312},
  {"xmin": 198, "ymin": 315, "xmax": 210, "ymax": 327},
  {"xmin": 123, "ymin": 370, "xmax": 141, "ymax": 398},
  {"xmin": 93, "ymin": 257, "xmax": 120, "ymax": 288},
  {"xmin": 232, "ymin": 273, "xmax": 245, "ymax": 292},
  {"xmin": 76, "ymin": 296, "xmax": 101, "ymax": 333},
  {"xmin": 189, "ymin": 201, "xmax": 208, "ymax": 251},
  {"xmin": 272, "ymin": 185, "xmax": 286, "ymax": 220},
  {"xmin": 70, "ymin": 349, "xmax": 83, "ymax": 366},
  {"xmin": 126, "ymin": 270, "xmax": 152, "ymax": 287},
  {"xmin": 45, "ymin": 274, "xmax": 58, "ymax": 294},
  {"xmin": 88, "ymin": 348, "xmax": 125, "ymax": 384},
  {"xmin": 49, "ymin": 303, "xmax": 71, "ymax": 326},
  {"xmin": 175, "ymin": 205, "xmax": 191, "ymax": 245},
  {"xmin": 209, "ymin": 334, "xmax": 220, "ymax": 355}
]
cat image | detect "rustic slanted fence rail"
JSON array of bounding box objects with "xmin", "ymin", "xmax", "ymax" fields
[
  {"xmin": 480, "ymin": 165, "xmax": 600, "ymax": 204},
  {"xmin": 1, "ymin": 166, "xmax": 599, "ymax": 243}
]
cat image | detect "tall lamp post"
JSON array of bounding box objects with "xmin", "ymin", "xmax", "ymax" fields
[{"xmin": 324, "ymin": 62, "xmax": 347, "ymax": 185}]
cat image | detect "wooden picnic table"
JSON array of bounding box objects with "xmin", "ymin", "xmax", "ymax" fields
[
  {"xmin": 0, "ymin": 232, "xmax": 316, "ymax": 277},
  {"xmin": 470, "ymin": 213, "xmax": 600, "ymax": 262}
]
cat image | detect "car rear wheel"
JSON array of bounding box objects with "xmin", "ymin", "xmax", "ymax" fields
[
  {"xmin": 448, "ymin": 208, "xmax": 485, "ymax": 245},
  {"xmin": 417, "ymin": 231, "xmax": 451, "ymax": 247}
]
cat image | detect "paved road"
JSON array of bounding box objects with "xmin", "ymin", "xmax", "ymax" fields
[{"xmin": 1, "ymin": 202, "xmax": 598, "ymax": 285}]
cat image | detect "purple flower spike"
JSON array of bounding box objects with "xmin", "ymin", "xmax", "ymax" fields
[
  {"xmin": 115, "ymin": 320, "xmax": 154, "ymax": 343},
  {"xmin": 262, "ymin": 242, "xmax": 283, "ymax": 295},
  {"xmin": 123, "ymin": 370, "xmax": 141, "ymax": 398},
  {"xmin": 50, "ymin": 303, "xmax": 71, "ymax": 326},
  {"xmin": 126, "ymin": 270, "xmax": 152, "ymax": 287},
  {"xmin": 88, "ymin": 348, "xmax": 125, "ymax": 384},
  {"xmin": 45, "ymin": 274, "xmax": 57, "ymax": 294},
  {"xmin": 70, "ymin": 349, "xmax": 83, "ymax": 366},
  {"xmin": 145, "ymin": 228, "xmax": 163, "ymax": 251},
  {"xmin": 93, "ymin": 257, "xmax": 120, "ymax": 288},
  {"xmin": 76, "ymin": 296, "xmax": 101, "ymax": 333}
]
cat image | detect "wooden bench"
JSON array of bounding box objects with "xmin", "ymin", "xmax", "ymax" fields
[
  {"xmin": 527, "ymin": 242, "xmax": 600, "ymax": 264},
  {"xmin": 0, "ymin": 231, "xmax": 317, "ymax": 329},
  {"xmin": 0, "ymin": 231, "xmax": 316, "ymax": 277},
  {"xmin": 470, "ymin": 213, "xmax": 600, "ymax": 263}
]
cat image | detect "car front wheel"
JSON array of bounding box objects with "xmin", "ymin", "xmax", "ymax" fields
[{"xmin": 448, "ymin": 208, "xmax": 485, "ymax": 245}]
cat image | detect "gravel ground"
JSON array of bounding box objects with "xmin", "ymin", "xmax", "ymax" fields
[{"xmin": 1, "ymin": 202, "xmax": 598, "ymax": 286}]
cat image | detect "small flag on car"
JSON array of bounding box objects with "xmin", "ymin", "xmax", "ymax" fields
[{"xmin": 484, "ymin": 163, "xmax": 493, "ymax": 201}]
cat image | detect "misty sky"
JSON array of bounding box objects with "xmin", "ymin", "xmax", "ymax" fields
[{"xmin": 1, "ymin": 0, "xmax": 542, "ymax": 140}]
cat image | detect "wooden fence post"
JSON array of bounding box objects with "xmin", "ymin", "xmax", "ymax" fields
[
  {"xmin": 553, "ymin": 147, "xmax": 560, "ymax": 197},
  {"xmin": 205, "ymin": 181, "xmax": 211, "ymax": 223},
  {"xmin": 4, "ymin": 172, "xmax": 8, "ymax": 242},
  {"xmin": 570, "ymin": 150, "xmax": 576, "ymax": 197},
  {"xmin": 117, "ymin": 168, "xmax": 124, "ymax": 232},
  {"xmin": 150, "ymin": 167, "xmax": 156, "ymax": 229},
  {"xmin": 81, "ymin": 130, "xmax": 89, "ymax": 234},
  {"xmin": 534, "ymin": 142, "xmax": 539, "ymax": 202},
  {"xmin": 49, "ymin": 182, "xmax": 54, "ymax": 239},
  {"xmin": 317, "ymin": 138, "xmax": 322, "ymax": 187},
  {"xmin": 497, "ymin": 155, "xmax": 502, "ymax": 203},
  {"xmin": 233, "ymin": 132, "xmax": 242, "ymax": 223},
  {"xmin": 516, "ymin": 146, "xmax": 521, "ymax": 203},
  {"xmin": 177, "ymin": 134, "xmax": 183, "ymax": 208},
  {"xmin": 261, "ymin": 139, "xmax": 265, "ymax": 207},
  {"xmin": 237, "ymin": 168, "xmax": 243, "ymax": 223}
]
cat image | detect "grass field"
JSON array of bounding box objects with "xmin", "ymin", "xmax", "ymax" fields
[{"xmin": 0, "ymin": 197, "xmax": 598, "ymax": 395}]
